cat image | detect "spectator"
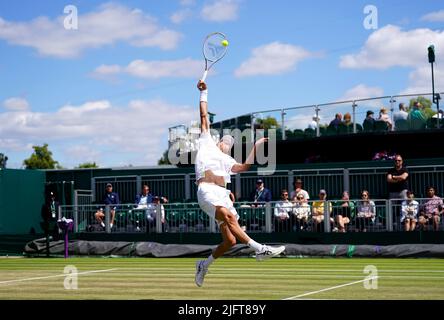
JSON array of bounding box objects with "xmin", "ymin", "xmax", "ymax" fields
[
  {"xmin": 355, "ymin": 190, "xmax": 376, "ymax": 232},
  {"xmin": 290, "ymin": 178, "xmax": 310, "ymax": 203},
  {"xmin": 408, "ymin": 101, "xmax": 427, "ymax": 128},
  {"xmin": 378, "ymin": 107, "xmax": 393, "ymax": 130},
  {"xmin": 363, "ymin": 110, "xmax": 375, "ymax": 130},
  {"xmin": 134, "ymin": 184, "xmax": 154, "ymax": 208},
  {"xmin": 387, "ymin": 155, "xmax": 409, "ymax": 201},
  {"xmin": 333, "ymin": 191, "xmax": 355, "ymax": 233},
  {"xmin": 41, "ymin": 191, "xmax": 60, "ymax": 239},
  {"xmin": 401, "ymin": 190, "xmax": 419, "ymax": 232},
  {"xmin": 387, "ymin": 155, "xmax": 409, "ymax": 224},
  {"xmin": 293, "ymin": 192, "xmax": 311, "ymax": 231},
  {"xmin": 312, "ymin": 189, "xmax": 333, "ymax": 232},
  {"xmin": 146, "ymin": 196, "xmax": 166, "ymax": 232},
  {"xmin": 250, "ymin": 179, "xmax": 272, "ymax": 206},
  {"xmin": 343, "ymin": 113, "xmax": 352, "ymax": 127},
  {"xmin": 329, "ymin": 113, "xmax": 342, "ymax": 129},
  {"xmin": 95, "ymin": 183, "xmax": 120, "ymax": 230},
  {"xmin": 418, "ymin": 186, "xmax": 443, "ymax": 231},
  {"xmin": 393, "ymin": 103, "xmax": 408, "ymax": 122},
  {"xmin": 308, "ymin": 115, "xmax": 320, "ymax": 130},
  {"xmin": 273, "ymin": 189, "xmax": 293, "ymax": 232}
]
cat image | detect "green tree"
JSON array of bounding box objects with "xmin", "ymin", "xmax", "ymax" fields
[
  {"xmin": 76, "ymin": 162, "xmax": 99, "ymax": 169},
  {"xmin": 409, "ymin": 96, "xmax": 435, "ymax": 118},
  {"xmin": 256, "ymin": 116, "xmax": 280, "ymax": 129},
  {"xmin": 23, "ymin": 143, "xmax": 59, "ymax": 169},
  {"xmin": 158, "ymin": 149, "xmax": 171, "ymax": 165}
]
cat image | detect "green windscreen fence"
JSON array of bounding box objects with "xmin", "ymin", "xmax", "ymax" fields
[{"xmin": 0, "ymin": 168, "xmax": 45, "ymax": 234}]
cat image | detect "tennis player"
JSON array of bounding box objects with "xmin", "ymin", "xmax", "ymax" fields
[{"xmin": 195, "ymin": 80, "xmax": 285, "ymax": 287}]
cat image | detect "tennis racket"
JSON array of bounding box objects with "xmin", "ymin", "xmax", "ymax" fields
[{"xmin": 201, "ymin": 32, "xmax": 228, "ymax": 82}]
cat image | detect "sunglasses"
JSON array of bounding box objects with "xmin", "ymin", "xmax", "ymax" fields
[{"xmin": 282, "ymin": 193, "xmax": 288, "ymax": 196}]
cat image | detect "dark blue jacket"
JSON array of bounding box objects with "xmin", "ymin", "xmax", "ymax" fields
[
  {"xmin": 135, "ymin": 193, "xmax": 154, "ymax": 205},
  {"xmin": 250, "ymin": 188, "xmax": 272, "ymax": 203},
  {"xmin": 103, "ymin": 192, "xmax": 120, "ymax": 208}
]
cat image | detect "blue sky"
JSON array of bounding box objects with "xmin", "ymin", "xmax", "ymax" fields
[{"xmin": 0, "ymin": 0, "xmax": 443, "ymax": 168}]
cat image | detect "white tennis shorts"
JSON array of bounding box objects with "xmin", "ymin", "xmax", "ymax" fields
[{"xmin": 197, "ymin": 183, "xmax": 239, "ymax": 224}]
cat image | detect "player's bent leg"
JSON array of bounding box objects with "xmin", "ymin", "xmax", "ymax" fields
[
  {"xmin": 215, "ymin": 206, "xmax": 251, "ymax": 244},
  {"xmin": 214, "ymin": 206, "xmax": 285, "ymax": 261},
  {"xmin": 213, "ymin": 222, "xmax": 237, "ymax": 258}
]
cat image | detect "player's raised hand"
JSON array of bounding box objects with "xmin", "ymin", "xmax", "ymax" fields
[
  {"xmin": 197, "ymin": 80, "xmax": 207, "ymax": 91},
  {"xmin": 255, "ymin": 137, "xmax": 268, "ymax": 147}
]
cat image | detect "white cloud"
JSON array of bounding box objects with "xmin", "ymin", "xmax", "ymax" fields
[
  {"xmin": 235, "ymin": 42, "xmax": 312, "ymax": 77},
  {"xmin": 92, "ymin": 58, "xmax": 203, "ymax": 80},
  {"xmin": 201, "ymin": 0, "xmax": 239, "ymax": 22},
  {"xmin": 285, "ymin": 114, "xmax": 316, "ymax": 130},
  {"xmin": 0, "ymin": 99, "xmax": 198, "ymax": 167},
  {"xmin": 180, "ymin": 0, "xmax": 196, "ymax": 6},
  {"xmin": 340, "ymin": 84, "xmax": 384, "ymax": 101},
  {"xmin": 170, "ymin": 9, "xmax": 193, "ymax": 24},
  {"xmin": 400, "ymin": 65, "xmax": 444, "ymax": 95},
  {"xmin": 3, "ymin": 97, "xmax": 30, "ymax": 111},
  {"xmin": 64, "ymin": 145, "xmax": 102, "ymax": 164},
  {"xmin": 340, "ymin": 25, "xmax": 444, "ymax": 69},
  {"xmin": 0, "ymin": 3, "xmax": 182, "ymax": 58},
  {"xmin": 421, "ymin": 10, "xmax": 444, "ymax": 22}
]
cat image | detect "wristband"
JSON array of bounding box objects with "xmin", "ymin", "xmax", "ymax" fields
[{"xmin": 200, "ymin": 89, "xmax": 208, "ymax": 102}]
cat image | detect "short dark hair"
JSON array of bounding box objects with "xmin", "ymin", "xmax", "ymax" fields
[{"xmin": 426, "ymin": 186, "xmax": 435, "ymax": 192}]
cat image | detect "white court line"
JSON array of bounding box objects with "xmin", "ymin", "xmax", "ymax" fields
[
  {"xmin": 0, "ymin": 268, "xmax": 119, "ymax": 285},
  {"xmin": 283, "ymin": 276, "xmax": 379, "ymax": 300}
]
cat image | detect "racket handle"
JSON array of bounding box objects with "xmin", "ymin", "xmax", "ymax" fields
[{"xmin": 201, "ymin": 70, "xmax": 208, "ymax": 83}]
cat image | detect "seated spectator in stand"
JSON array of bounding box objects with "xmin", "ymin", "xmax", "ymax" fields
[
  {"xmin": 95, "ymin": 183, "xmax": 120, "ymax": 230},
  {"xmin": 363, "ymin": 110, "xmax": 375, "ymax": 130},
  {"xmin": 273, "ymin": 189, "xmax": 293, "ymax": 232},
  {"xmin": 134, "ymin": 184, "xmax": 154, "ymax": 208},
  {"xmin": 290, "ymin": 178, "xmax": 310, "ymax": 203},
  {"xmin": 355, "ymin": 190, "xmax": 376, "ymax": 232},
  {"xmin": 401, "ymin": 190, "xmax": 419, "ymax": 232},
  {"xmin": 293, "ymin": 192, "xmax": 311, "ymax": 231},
  {"xmin": 393, "ymin": 103, "xmax": 408, "ymax": 122},
  {"xmin": 418, "ymin": 186, "xmax": 443, "ymax": 231},
  {"xmin": 343, "ymin": 113, "xmax": 352, "ymax": 127},
  {"xmin": 250, "ymin": 179, "xmax": 272, "ymax": 207},
  {"xmin": 146, "ymin": 196, "xmax": 166, "ymax": 232},
  {"xmin": 332, "ymin": 191, "xmax": 355, "ymax": 233},
  {"xmin": 408, "ymin": 101, "xmax": 427, "ymax": 128},
  {"xmin": 377, "ymin": 107, "xmax": 392, "ymax": 130},
  {"xmin": 329, "ymin": 113, "xmax": 342, "ymax": 129},
  {"xmin": 312, "ymin": 189, "xmax": 333, "ymax": 232},
  {"xmin": 308, "ymin": 115, "xmax": 320, "ymax": 130}
]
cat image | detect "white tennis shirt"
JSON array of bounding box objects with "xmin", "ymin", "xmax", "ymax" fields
[{"xmin": 195, "ymin": 132, "xmax": 237, "ymax": 184}]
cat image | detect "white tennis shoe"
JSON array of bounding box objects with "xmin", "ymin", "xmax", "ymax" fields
[
  {"xmin": 195, "ymin": 260, "xmax": 208, "ymax": 287},
  {"xmin": 255, "ymin": 245, "xmax": 286, "ymax": 261}
]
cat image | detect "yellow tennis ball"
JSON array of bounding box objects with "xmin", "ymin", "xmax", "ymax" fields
[{"xmin": 221, "ymin": 39, "xmax": 229, "ymax": 47}]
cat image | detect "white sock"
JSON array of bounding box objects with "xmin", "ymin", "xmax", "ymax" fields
[
  {"xmin": 110, "ymin": 223, "xmax": 113, "ymax": 228},
  {"xmin": 203, "ymin": 254, "xmax": 215, "ymax": 268},
  {"xmin": 100, "ymin": 222, "xmax": 105, "ymax": 228},
  {"xmin": 248, "ymin": 239, "xmax": 263, "ymax": 252}
]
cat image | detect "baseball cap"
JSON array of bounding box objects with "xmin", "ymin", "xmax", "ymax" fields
[
  {"xmin": 319, "ymin": 189, "xmax": 327, "ymax": 194},
  {"xmin": 106, "ymin": 183, "xmax": 112, "ymax": 188},
  {"xmin": 220, "ymin": 135, "xmax": 234, "ymax": 149},
  {"xmin": 366, "ymin": 110, "xmax": 374, "ymax": 117},
  {"xmin": 256, "ymin": 179, "xmax": 263, "ymax": 184}
]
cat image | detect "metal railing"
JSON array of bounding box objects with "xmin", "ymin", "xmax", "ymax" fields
[
  {"xmin": 88, "ymin": 164, "xmax": 444, "ymax": 203},
  {"xmin": 60, "ymin": 198, "xmax": 443, "ymax": 234},
  {"xmin": 169, "ymin": 92, "xmax": 444, "ymax": 149}
]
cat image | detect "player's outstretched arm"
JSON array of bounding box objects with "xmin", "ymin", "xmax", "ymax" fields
[
  {"xmin": 231, "ymin": 137, "xmax": 268, "ymax": 173},
  {"xmin": 197, "ymin": 80, "xmax": 209, "ymax": 133}
]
